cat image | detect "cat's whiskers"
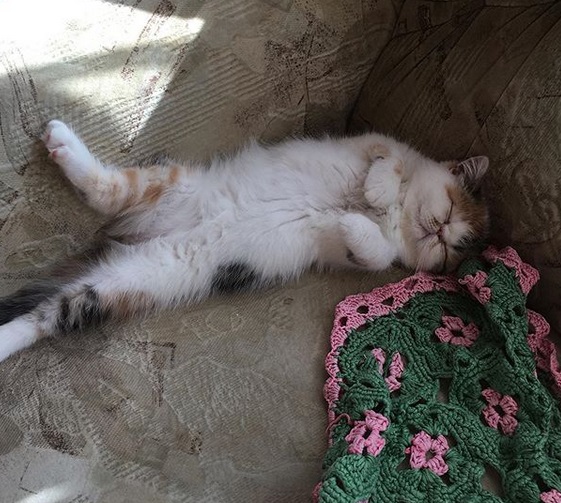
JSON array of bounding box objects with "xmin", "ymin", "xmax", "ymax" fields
[{"xmin": 415, "ymin": 238, "xmax": 437, "ymax": 272}]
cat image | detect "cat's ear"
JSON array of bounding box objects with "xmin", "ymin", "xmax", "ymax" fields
[{"xmin": 449, "ymin": 156, "xmax": 489, "ymax": 192}]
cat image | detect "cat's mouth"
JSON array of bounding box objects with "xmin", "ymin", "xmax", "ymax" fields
[
  {"xmin": 412, "ymin": 224, "xmax": 458, "ymax": 273},
  {"xmin": 419, "ymin": 225, "xmax": 439, "ymax": 242}
]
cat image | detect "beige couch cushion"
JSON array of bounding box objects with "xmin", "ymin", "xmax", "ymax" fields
[{"xmin": 0, "ymin": 1, "xmax": 402, "ymax": 502}]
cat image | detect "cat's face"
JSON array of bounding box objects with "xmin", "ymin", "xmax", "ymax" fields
[{"xmin": 401, "ymin": 156, "xmax": 489, "ymax": 272}]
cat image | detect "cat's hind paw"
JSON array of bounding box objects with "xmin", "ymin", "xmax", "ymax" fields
[
  {"xmin": 43, "ymin": 120, "xmax": 72, "ymax": 152},
  {"xmin": 42, "ymin": 120, "xmax": 94, "ymax": 171}
]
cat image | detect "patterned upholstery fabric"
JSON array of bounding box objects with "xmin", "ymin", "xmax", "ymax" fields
[{"xmin": 0, "ymin": 0, "xmax": 559, "ymax": 501}]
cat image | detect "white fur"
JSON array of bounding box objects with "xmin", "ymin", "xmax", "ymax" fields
[
  {"xmin": 0, "ymin": 317, "xmax": 40, "ymax": 362},
  {"xmin": 0, "ymin": 121, "xmax": 489, "ymax": 361}
]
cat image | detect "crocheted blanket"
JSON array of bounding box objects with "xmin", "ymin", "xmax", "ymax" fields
[{"xmin": 316, "ymin": 247, "xmax": 561, "ymax": 503}]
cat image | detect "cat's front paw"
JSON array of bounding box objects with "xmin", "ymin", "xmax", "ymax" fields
[
  {"xmin": 42, "ymin": 120, "xmax": 92, "ymax": 169},
  {"xmin": 339, "ymin": 213, "xmax": 395, "ymax": 270},
  {"xmin": 339, "ymin": 213, "xmax": 383, "ymax": 245},
  {"xmin": 364, "ymin": 157, "xmax": 402, "ymax": 208}
]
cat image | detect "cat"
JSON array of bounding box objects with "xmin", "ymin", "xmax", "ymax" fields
[{"xmin": 0, "ymin": 120, "xmax": 489, "ymax": 362}]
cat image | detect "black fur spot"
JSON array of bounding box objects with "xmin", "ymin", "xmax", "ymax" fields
[
  {"xmin": 211, "ymin": 262, "xmax": 259, "ymax": 294},
  {"xmin": 0, "ymin": 282, "xmax": 59, "ymax": 326},
  {"xmin": 55, "ymin": 287, "xmax": 108, "ymax": 334},
  {"xmin": 346, "ymin": 249, "xmax": 364, "ymax": 267},
  {"xmin": 56, "ymin": 296, "xmax": 73, "ymax": 333},
  {"xmin": 80, "ymin": 287, "xmax": 107, "ymax": 327}
]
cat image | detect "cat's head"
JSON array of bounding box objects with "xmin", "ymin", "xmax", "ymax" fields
[{"xmin": 400, "ymin": 155, "xmax": 489, "ymax": 272}]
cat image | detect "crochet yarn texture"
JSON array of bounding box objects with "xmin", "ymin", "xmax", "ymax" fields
[{"xmin": 316, "ymin": 247, "xmax": 561, "ymax": 503}]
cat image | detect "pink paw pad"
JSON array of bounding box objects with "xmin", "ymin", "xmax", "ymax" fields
[{"xmin": 49, "ymin": 145, "xmax": 72, "ymax": 163}]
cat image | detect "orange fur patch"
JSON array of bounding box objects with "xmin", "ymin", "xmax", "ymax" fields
[
  {"xmin": 104, "ymin": 173, "xmax": 123, "ymax": 206},
  {"xmin": 124, "ymin": 167, "xmax": 139, "ymax": 186},
  {"xmin": 112, "ymin": 291, "xmax": 153, "ymax": 319},
  {"xmin": 168, "ymin": 165, "xmax": 181, "ymax": 184},
  {"xmin": 114, "ymin": 293, "xmax": 134, "ymax": 318},
  {"xmin": 367, "ymin": 143, "xmax": 391, "ymax": 161},
  {"xmin": 394, "ymin": 161, "xmax": 403, "ymax": 176},
  {"xmin": 143, "ymin": 183, "xmax": 164, "ymax": 204},
  {"xmin": 123, "ymin": 168, "xmax": 140, "ymax": 206},
  {"xmin": 446, "ymin": 185, "xmax": 487, "ymax": 235}
]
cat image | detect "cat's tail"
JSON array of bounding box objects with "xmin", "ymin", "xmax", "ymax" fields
[
  {"xmin": 0, "ymin": 237, "xmax": 268, "ymax": 362},
  {"xmin": 0, "ymin": 243, "xmax": 110, "ymax": 326},
  {"xmin": 0, "ymin": 281, "xmax": 61, "ymax": 326},
  {"xmin": 0, "ymin": 277, "xmax": 115, "ymax": 362}
]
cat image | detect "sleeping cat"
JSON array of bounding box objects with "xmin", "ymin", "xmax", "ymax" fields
[{"xmin": 0, "ymin": 120, "xmax": 489, "ymax": 362}]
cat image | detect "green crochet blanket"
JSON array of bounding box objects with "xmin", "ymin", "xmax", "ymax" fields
[{"xmin": 316, "ymin": 247, "xmax": 561, "ymax": 503}]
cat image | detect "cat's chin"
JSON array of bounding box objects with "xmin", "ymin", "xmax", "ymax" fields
[
  {"xmin": 402, "ymin": 242, "xmax": 468, "ymax": 274},
  {"xmin": 398, "ymin": 251, "xmax": 442, "ymax": 274}
]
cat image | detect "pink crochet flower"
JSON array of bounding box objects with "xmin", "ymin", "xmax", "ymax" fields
[
  {"xmin": 435, "ymin": 316, "xmax": 480, "ymax": 347},
  {"xmin": 459, "ymin": 271, "xmax": 491, "ymax": 304},
  {"xmin": 541, "ymin": 489, "xmax": 561, "ymax": 503},
  {"xmin": 406, "ymin": 431, "xmax": 449, "ymax": 475},
  {"xmin": 372, "ymin": 348, "xmax": 405, "ymax": 392},
  {"xmin": 345, "ymin": 410, "xmax": 389, "ymax": 457},
  {"xmin": 481, "ymin": 389, "xmax": 518, "ymax": 435}
]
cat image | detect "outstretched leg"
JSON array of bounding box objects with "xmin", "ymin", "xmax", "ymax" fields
[
  {"xmin": 0, "ymin": 239, "xmax": 215, "ymax": 362},
  {"xmin": 42, "ymin": 120, "xmax": 189, "ymax": 216}
]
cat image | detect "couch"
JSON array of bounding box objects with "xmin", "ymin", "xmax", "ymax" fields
[{"xmin": 0, "ymin": 1, "xmax": 559, "ymax": 502}]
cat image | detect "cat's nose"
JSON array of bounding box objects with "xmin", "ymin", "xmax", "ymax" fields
[{"xmin": 436, "ymin": 225, "xmax": 445, "ymax": 239}]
